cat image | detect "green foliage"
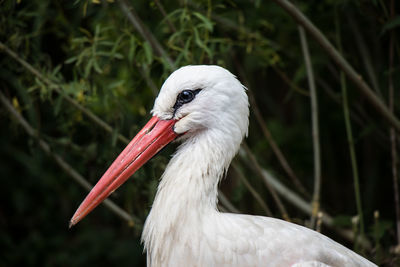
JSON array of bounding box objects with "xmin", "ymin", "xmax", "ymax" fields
[
  {"xmin": 65, "ymin": 26, "xmax": 124, "ymax": 78},
  {"xmin": 1, "ymin": 0, "xmax": 400, "ymax": 266}
]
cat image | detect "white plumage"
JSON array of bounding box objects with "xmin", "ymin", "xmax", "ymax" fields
[{"xmin": 71, "ymin": 65, "xmax": 377, "ymax": 267}]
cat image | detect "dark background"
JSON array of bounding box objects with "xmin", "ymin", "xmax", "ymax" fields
[{"xmin": 1, "ymin": 0, "xmax": 399, "ymax": 266}]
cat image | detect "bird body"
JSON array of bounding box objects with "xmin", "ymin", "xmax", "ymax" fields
[
  {"xmin": 145, "ymin": 213, "xmax": 374, "ymax": 266},
  {"xmin": 71, "ymin": 65, "xmax": 377, "ymax": 266}
]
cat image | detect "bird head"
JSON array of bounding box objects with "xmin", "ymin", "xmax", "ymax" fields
[
  {"xmin": 153, "ymin": 65, "xmax": 248, "ymax": 139},
  {"xmin": 69, "ymin": 65, "xmax": 249, "ymax": 226}
]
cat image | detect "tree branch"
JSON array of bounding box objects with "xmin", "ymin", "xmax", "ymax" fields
[
  {"xmin": 298, "ymin": 26, "xmax": 321, "ymax": 229},
  {"xmin": 346, "ymin": 12, "xmax": 381, "ymax": 97},
  {"xmin": 335, "ymin": 10, "xmax": 364, "ymax": 248}
]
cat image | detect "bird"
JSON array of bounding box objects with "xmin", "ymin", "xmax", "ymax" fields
[{"xmin": 70, "ymin": 65, "xmax": 377, "ymax": 267}]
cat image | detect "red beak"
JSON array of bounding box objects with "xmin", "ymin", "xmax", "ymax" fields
[{"xmin": 69, "ymin": 116, "xmax": 178, "ymax": 227}]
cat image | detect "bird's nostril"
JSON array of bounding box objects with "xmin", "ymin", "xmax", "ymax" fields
[{"xmin": 146, "ymin": 120, "xmax": 158, "ymax": 134}]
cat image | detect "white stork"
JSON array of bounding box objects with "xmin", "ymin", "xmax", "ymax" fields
[{"xmin": 70, "ymin": 65, "xmax": 377, "ymax": 267}]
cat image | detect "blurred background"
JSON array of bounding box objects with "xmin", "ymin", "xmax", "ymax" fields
[{"xmin": 1, "ymin": 0, "xmax": 399, "ymax": 266}]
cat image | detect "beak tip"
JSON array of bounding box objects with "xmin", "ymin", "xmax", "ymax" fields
[{"xmin": 69, "ymin": 217, "xmax": 78, "ymax": 228}]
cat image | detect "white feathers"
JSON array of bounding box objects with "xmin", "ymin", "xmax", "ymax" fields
[{"xmin": 141, "ymin": 65, "xmax": 376, "ymax": 267}]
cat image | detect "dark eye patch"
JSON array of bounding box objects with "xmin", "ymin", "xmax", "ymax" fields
[{"xmin": 172, "ymin": 89, "xmax": 202, "ymax": 113}]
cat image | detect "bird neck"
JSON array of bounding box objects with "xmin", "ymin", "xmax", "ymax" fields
[
  {"xmin": 149, "ymin": 129, "xmax": 235, "ymax": 216},
  {"xmin": 142, "ymin": 129, "xmax": 239, "ymax": 260}
]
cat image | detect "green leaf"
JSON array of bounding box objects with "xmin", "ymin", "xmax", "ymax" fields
[
  {"xmin": 182, "ymin": 36, "xmax": 192, "ymax": 61},
  {"xmin": 111, "ymin": 35, "xmax": 123, "ymax": 56},
  {"xmin": 65, "ymin": 56, "xmax": 77, "ymax": 64},
  {"xmin": 84, "ymin": 58, "xmax": 94, "ymax": 78},
  {"xmin": 193, "ymin": 27, "xmax": 212, "ymax": 59},
  {"xmin": 94, "ymin": 24, "xmax": 101, "ymax": 38},
  {"xmin": 108, "ymin": 80, "xmax": 125, "ymax": 89},
  {"xmin": 168, "ymin": 30, "xmax": 183, "ymax": 45},
  {"xmin": 93, "ymin": 59, "xmax": 103, "ymax": 74},
  {"xmin": 113, "ymin": 53, "xmax": 123, "ymax": 59},
  {"xmin": 54, "ymin": 95, "xmax": 64, "ymax": 116},
  {"xmin": 52, "ymin": 64, "xmax": 62, "ymax": 76},
  {"xmin": 142, "ymin": 41, "xmax": 153, "ymax": 65},
  {"xmin": 79, "ymin": 27, "xmax": 92, "ymax": 38},
  {"xmin": 128, "ymin": 35, "xmax": 137, "ymax": 63},
  {"xmin": 163, "ymin": 8, "xmax": 183, "ymax": 25},
  {"xmin": 193, "ymin": 12, "xmax": 213, "ymax": 31},
  {"xmin": 100, "ymin": 41, "xmax": 115, "ymax": 47}
]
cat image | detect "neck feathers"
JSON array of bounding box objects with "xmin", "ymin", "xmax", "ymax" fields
[{"xmin": 141, "ymin": 129, "xmax": 240, "ymax": 265}]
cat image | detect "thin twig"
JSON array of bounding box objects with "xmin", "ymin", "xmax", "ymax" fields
[
  {"xmin": 271, "ymin": 0, "xmax": 400, "ymax": 133},
  {"xmin": 346, "ymin": 12, "xmax": 381, "ymax": 97},
  {"xmin": 0, "ymin": 90, "xmax": 139, "ymax": 228},
  {"xmin": 272, "ymin": 66, "xmax": 309, "ymax": 96},
  {"xmin": 241, "ymin": 143, "xmax": 290, "ymax": 221},
  {"xmin": 298, "ymin": 26, "xmax": 321, "ymax": 229},
  {"xmin": 117, "ymin": 0, "xmax": 176, "ymax": 70},
  {"xmin": 316, "ymin": 77, "xmax": 341, "ymax": 103},
  {"xmin": 154, "ymin": 0, "xmax": 178, "ymax": 33},
  {"xmin": 388, "ymin": 0, "xmax": 400, "ymax": 248},
  {"xmin": 316, "ymin": 212, "xmax": 323, "ymax": 233},
  {"xmin": 218, "ymin": 190, "xmax": 240, "ymax": 214},
  {"xmin": 232, "ymin": 162, "xmax": 273, "ymax": 216},
  {"xmin": 335, "ymin": 11, "xmax": 364, "ymax": 248}
]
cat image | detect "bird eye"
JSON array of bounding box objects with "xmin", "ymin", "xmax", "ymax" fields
[
  {"xmin": 172, "ymin": 89, "xmax": 202, "ymax": 112},
  {"xmin": 178, "ymin": 90, "xmax": 195, "ymax": 104}
]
